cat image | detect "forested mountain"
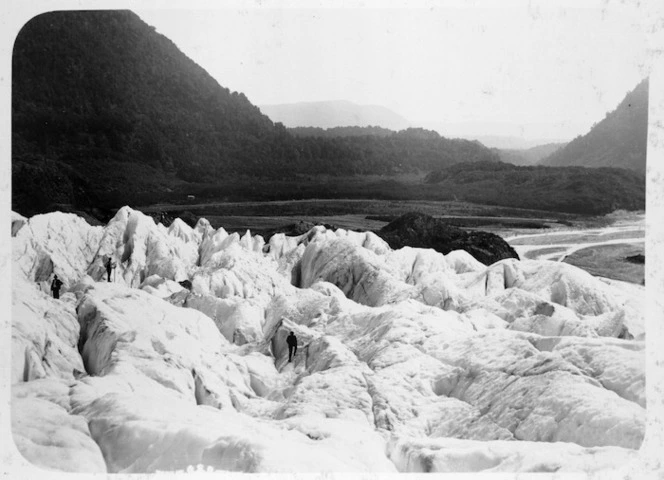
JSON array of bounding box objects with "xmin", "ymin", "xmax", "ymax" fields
[
  {"xmin": 12, "ymin": 10, "xmax": 499, "ymax": 216},
  {"xmin": 259, "ymin": 100, "xmax": 410, "ymax": 130},
  {"xmin": 498, "ymin": 143, "xmax": 567, "ymax": 166},
  {"xmin": 12, "ymin": 10, "xmax": 275, "ymax": 214},
  {"xmin": 540, "ymin": 79, "xmax": 648, "ymax": 171},
  {"xmin": 12, "ymin": 11, "xmax": 277, "ymax": 172},
  {"xmin": 287, "ymin": 127, "xmax": 499, "ymax": 173}
]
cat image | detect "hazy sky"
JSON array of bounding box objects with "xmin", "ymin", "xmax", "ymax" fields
[{"xmin": 136, "ymin": 2, "xmax": 649, "ymax": 142}]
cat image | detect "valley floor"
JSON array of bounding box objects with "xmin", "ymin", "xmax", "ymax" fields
[
  {"xmin": 503, "ymin": 212, "xmax": 645, "ymax": 284},
  {"xmin": 140, "ymin": 199, "xmax": 645, "ymax": 284},
  {"xmin": 138, "ymin": 198, "xmax": 580, "ymax": 231}
]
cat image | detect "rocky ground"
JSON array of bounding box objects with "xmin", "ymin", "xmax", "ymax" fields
[
  {"xmin": 376, "ymin": 212, "xmax": 519, "ymax": 265},
  {"xmin": 9, "ymin": 207, "xmax": 648, "ymax": 473}
]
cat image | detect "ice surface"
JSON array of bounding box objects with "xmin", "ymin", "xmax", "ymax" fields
[
  {"xmin": 11, "ymin": 276, "xmax": 85, "ymax": 383},
  {"xmin": 12, "ymin": 211, "xmax": 103, "ymax": 288},
  {"xmin": 10, "ymin": 207, "xmax": 647, "ymax": 473},
  {"xmin": 12, "ymin": 394, "xmax": 107, "ymax": 472},
  {"xmin": 387, "ymin": 436, "xmax": 638, "ymax": 473}
]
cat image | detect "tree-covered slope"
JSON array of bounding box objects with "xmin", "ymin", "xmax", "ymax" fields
[
  {"xmin": 540, "ymin": 79, "xmax": 648, "ymax": 171},
  {"xmin": 424, "ymin": 161, "xmax": 645, "ymax": 215},
  {"xmin": 12, "ymin": 10, "xmax": 500, "ymax": 216},
  {"xmin": 13, "ymin": 10, "xmax": 274, "ymax": 178}
]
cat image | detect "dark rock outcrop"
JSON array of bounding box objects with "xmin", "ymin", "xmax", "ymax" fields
[
  {"xmin": 625, "ymin": 254, "xmax": 645, "ymax": 264},
  {"xmin": 376, "ymin": 212, "xmax": 519, "ymax": 265}
]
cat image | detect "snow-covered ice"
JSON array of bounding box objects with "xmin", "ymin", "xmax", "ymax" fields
[{"xmin": 10, "ymin": 207, "xmax": 648, "ymax": 474}]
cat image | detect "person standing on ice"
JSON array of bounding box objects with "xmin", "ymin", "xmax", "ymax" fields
[
  {"xmin": 50, "ymin": 274, "xmax": 63, "ymax": 299},
  {"xmin": 287, "ymin": 332, "xmax": 298, "ymax": 362},
  {"xmin": 105, "ymin": 255, "xmax": 115, "ymax": 282}
]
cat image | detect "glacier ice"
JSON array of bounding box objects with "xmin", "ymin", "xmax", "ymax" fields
[{"xmin": 10, "ymin": 207, "xmax": 648, "ymax": 474}]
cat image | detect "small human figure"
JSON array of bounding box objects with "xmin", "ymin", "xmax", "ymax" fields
[
  {"xmin": 106, "ymin": 256, "xmax": 115, "ymax": 282},
  {"xmin": 50, "ymin": 274, "xmax": 63, "ymax": 299},
  {"xmin": 287, "ymin": 331, "xmax": 298, "ymax": 362}
]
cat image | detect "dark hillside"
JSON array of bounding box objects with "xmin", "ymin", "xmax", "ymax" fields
[
  {"xmin": 12, "ymin": 11, "xmax": 273, "ymax": 181},
  {"xmin": 424, "ymin": 161, "xmax": 645, "ymax": 215},
  {"xmin": 12, "ymin": 10, "xmax": 277, "ymax": 215},
  {"xmin": 12, "ymin": 10, "xmax": 500, "ymax": 216},
  {"xmin": 541, "ymin": 79, "xmax": 648, "ymax": 171}
]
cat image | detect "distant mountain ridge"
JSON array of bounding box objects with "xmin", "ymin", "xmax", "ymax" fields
[
  {"xmin": 289, "ymin": 126, "xmax": 395, "ymax": 138},
  {"xmin": 498, "ymin": 143, "xmax": 567, "ymax": 166},
  {"xmin": 469, "ymin": 135, "xmax": 569, "ymax": 150},
  {"xmin": 415, "ymin": 122, "xmax": 573, "ymax": 150},
  {"xmin": 259, "ymin": 100, "xmax": 411, "ymax": 131},
  {"xmin": 540, "ymin": 79, "xmax": 648, "ymax": 171}
]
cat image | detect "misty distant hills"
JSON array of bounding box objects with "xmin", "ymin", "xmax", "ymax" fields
[
  {"xmin": 289, "ymin": 126, "xmax": 395, "ymax": 138},
  {"xmin": 498, "ymin": 143, "xmax": 567, "ymax": 166},
  {"xmin": 414, "ymin": 122, "xmax": 573, "ymax": 150},
  {"xmin": 259, "ymin": 100, "xmax": 411, "ymax": 131},
  {"xmin": 468, "ymin": 135, "xmax": 568, "ymax": 150},
  {"xmin": 540, "ymin": 79, "xmax": 648, "ymax": 171}
]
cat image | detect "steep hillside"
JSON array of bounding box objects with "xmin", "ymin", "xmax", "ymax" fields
[
  {"xmin": 541, "ymin": 80, "xmax": 648, "ymax": 171},
  {"xmin": 259, "ymin": 100, "xmax": 410, "ymax": 130},
  {"xmin": 12, "ymin": 10, "xmax": 499, "ymax": 217},
  {"xmin": 12, "ymin": 11, "xmax": 277, "ymax": 171},
  {"xmin": 12, "ymin": 10, "xmax": 276, "ymax": 213},
  {"xmin": 498, "ymin": 143, "xmax": 567, "ymax": 166}
]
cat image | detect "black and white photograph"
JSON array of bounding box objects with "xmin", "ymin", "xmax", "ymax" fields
[{"xmin": 3, "ymin": 0, "xmax": 664, "ymax": 476}]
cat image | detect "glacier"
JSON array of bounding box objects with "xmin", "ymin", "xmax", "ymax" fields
[{"xmin": 8, "ymin": 207, "xmax": 651, "ymax": 474}]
